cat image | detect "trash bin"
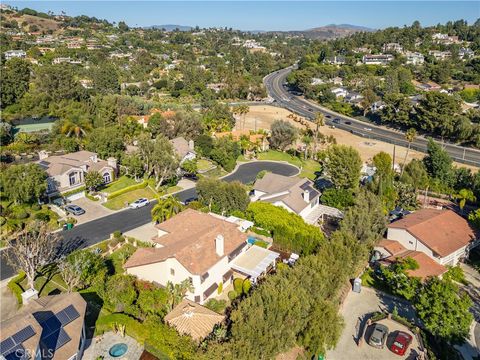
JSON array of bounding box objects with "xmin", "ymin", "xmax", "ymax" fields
[
  {"xmin": 63, "ymin": 224, "xmax": 68, "ymax": 231},
  {"xmin": 353, "ymin": 277, "xmax": 362, "ymax": 293},
  {"xmin": 67, "ymin": 223, "xmax": 74, "ymax": 230}
]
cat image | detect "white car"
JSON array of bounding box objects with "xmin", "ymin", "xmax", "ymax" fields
[
  {"xmin": 364, "ymin": 127, "xmax": 372, "ymax": 131},
  {"xmin": 129, "ymin": 198, "xmax": 149, "ymax": 209}
]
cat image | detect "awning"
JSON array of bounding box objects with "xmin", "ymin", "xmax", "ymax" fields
[{"xmin": 231, "ymin": 246, "xmax": 280, "ymax": 279}]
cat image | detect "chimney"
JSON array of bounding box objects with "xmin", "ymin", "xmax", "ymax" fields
[
  {"xmin": 303, "ymin": 190, "xmax": 310, "ymax": 202},
  {"xmin": 89, "ymin": 154, "xmax": 98, "ymax": 163},
  {"xmin": 38, "ymin": 150, "xmax": 49, "ymax": 160},
  {"xmin": 107, "ymin": 157, "xmax": 117, "ymax": 169},
  {"xmin": 188, "ymin": 139, "xmax": 194, "ymax": 151},
  {"xmin": 215, "ymin": 234, "xmax": 224, "ymax": 257}
]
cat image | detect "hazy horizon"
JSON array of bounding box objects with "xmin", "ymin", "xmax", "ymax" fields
[{"xmin": 4, "ymin": 1, "xmax": 480, "ymax": 31}]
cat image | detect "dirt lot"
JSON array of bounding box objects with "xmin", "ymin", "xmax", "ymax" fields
[{"xmin": 241, "ymin": 105, "xmax": 478, "ymax": 170}]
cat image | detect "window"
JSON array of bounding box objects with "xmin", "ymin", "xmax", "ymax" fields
[
  {"xmin": 170, "ymin": 268, "xmax": 175, "ymax": 276},
  {"xmin": 69, "ymin": 172, "xmax": 79, "ymax": 186},
  {"xmin": 200, "ymin": 272, "xmax": 209, "ymax": 283},
  {"xmin": 103, "ymin": 172, "xmax": 111, "ymax": 183}
]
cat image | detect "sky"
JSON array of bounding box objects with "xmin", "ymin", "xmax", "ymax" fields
[{"xmin": 5, "ymin": 1, "xmax": 480, "ymax": 31}]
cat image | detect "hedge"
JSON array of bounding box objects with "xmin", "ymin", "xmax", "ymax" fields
[
  {"xmin": 61, "ymin": 186, "xmax": 86, "ymax": 198},
  {"xmin": 8, "ymin": 271, "xmax": 26, "ymax": 306},
  {"xmin": 370, "ymin": 311, "xmax": 388, "ymax": 322},
  {"xmin": 107, "ymin": 181, "xmax": 148, "ymax": 200}
]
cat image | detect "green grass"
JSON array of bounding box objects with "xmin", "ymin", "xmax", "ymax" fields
[
  {"xmin": 103, "ymin": 176, "xmax": 138, "ymax": 194},
  {"xmin": 18, "ymin": 266, "xmax": 67, "ymax": 297},
  {"xmin": 103, "ymin": 187, "xmax": 157, "ymax": 210},
  {"xmin": 197, "ymin": 158, "xmax": 215, "ymax": 172},
  {"xmin": 257, "ymin": 150, "xmax": 321, "ymax": 180},
  {"xmin": 162, "ymin": 185, "xmax": 182, "ymax": 195},
  {"xmin": 202, "ymin": 166, "xmax": 228, "ymax": 178}
]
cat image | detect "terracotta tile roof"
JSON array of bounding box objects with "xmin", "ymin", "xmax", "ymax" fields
[
  {"xmin": 377, "ymin": 239, "xmax": 407, "ymax": 256},
  {"xmin": 124, "ymin": 209, "xmax": 248, "ymax": 274},
  {"xmin": 388, "ymin": 209, "xmax": 476, "ymax": 257},
  {"xmin": 164, "ymin": 299, "xmax": 225, "ymax": 341},
  {"xmin": 1, "ymin": 293, "xmax": 87, "ymax": 360},
  {"xmin": 381, "ymin": 249, "xmax": 447, "ymax": 280}
]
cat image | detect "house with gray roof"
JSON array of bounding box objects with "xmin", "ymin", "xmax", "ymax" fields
[
  {"xmin": 252, "ymin": 173, "xmax": 321, "ymax": 221},
  {"xmin": 170, "ymin": 137, "xmax": 196, "ymax": 164},
  {"xmin": 38, "ymin": 150, "xmax": 117, "ymax": 196},
  {"xmin": 0, "ymin": 293, "xmax": 87, "ymax": 360}
]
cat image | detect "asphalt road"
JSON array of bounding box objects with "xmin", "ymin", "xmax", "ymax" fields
[
  {"xmin": 264, "ymin": 67, "xmax": 480, "ymax": 167},
  {"xmin": 0, "ymin": 161, "xmax": 298, "ymax": 281}
]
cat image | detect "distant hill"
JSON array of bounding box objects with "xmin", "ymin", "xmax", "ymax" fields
[
  {"xmin": 277, "ymin": 24, "xmax": 375, "ymax": 40},
  {"xmin": 146, "ymin": 24, "xmax": 193, "ymax": 31}
]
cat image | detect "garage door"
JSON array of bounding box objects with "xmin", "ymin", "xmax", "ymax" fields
[{"xmin": 65, "ymin": 191, "xmax": 85, "ymax": 202}]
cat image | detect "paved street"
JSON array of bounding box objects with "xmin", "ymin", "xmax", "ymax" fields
[
  {"xmin": 264, "ymin": 67, "xmax": 480, "ymax": 167},
  {"xmin": 0, "ymin": 161, "xmax": 298, "ymax": 280}
]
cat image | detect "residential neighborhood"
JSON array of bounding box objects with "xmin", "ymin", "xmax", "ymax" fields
[{"xmin": 1, "ymin": 2, "xmax": 480, "ymax": 360}]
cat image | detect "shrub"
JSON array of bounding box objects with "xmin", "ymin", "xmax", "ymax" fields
[
  {"xmin": 7, "ymin": 271, "xmax": 26, "ymax": 306},
  {"xmin": 242, "ymin": 279, "xmax": 251, "ymax": 294},
  {"xmin": 204, "ymin": 298, "xmax": 227, "ymax": 314},
  {"xmin": 34, "ymin": 212, "xmax": 50, "ymax": 222},
  {"xmin": 31, "ymin": 203, "xmax": 41, "ymax": 211},
  {"xmin": 107, "ymin": 181, "xmax": 147, "ymax": 200},
  {"xmin": 233, "ymin": 278, "xmax": 244, "ymax": 294},
  {"xmin": 0, "ymin": 217, "xmax": 6, "ymax": 226},
  {"xmin": 113, "ymin": 231, "xmax": 122, "ymax": 239},
  {"xmin": 66, "ymin": 217, "xmax": 77, "ymax": 224},
  {"xmin": 61, "ymin": 186, "xmax": 86, "ymax": 198},
  {"xmin": 14, "ymin": 210, "xmax": 29, "ymax": 220},
  {"xmin": 370, "ymin": 311, "xmax": 388, "ymax": 322},
  {"xmin": 228, "ymin": 290, "xmax": 238, "ymax": 301}
]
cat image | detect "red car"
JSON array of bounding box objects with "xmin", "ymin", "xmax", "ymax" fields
[{"xmin": 390, "ymin": 331, "xmax": 413, "ymax": 356}]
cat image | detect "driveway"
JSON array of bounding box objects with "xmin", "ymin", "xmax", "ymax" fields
[
  {"xmin": 0, "ymin": 161, "xmax": 299, "ymax": 280},
  {"xmin": 327, "ymin": 287, "xmax": 417, "ymax": 360},
  {"xmin": 66, "ymin": 197, "xmax": 114, "ymax": 225}
]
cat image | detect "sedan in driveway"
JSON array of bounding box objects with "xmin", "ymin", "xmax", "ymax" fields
[
  {"xmin": 129, "ymin": 198, "xmax": 150, "ymax": 209},
  {"xmin": 64, "ymin": 204, "xmax": 85, "ymax": 216},
  {"xmin": 390, "ymin": 331, "xmax": 413, "ymax": 356},
  {"xmin": 368, "ymin": 323, "xmax": 389, "ymax": 349}
]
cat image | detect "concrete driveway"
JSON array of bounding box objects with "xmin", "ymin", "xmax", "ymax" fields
[
  {"xmin": 66, "ymin": 197, "xmax": 114, "ymax": 225},
  {"xmin": 327, "ymin": 287, "xmax": 417, "ymax": 360}
]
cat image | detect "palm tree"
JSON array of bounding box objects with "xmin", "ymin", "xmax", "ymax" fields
[
  {"xmin": 239, "ymin": 135, "xmax": 252, "ymax": 156},
  {"xmin": 166, "ymin": 279, "xmax": 194, "ymax": 311},
  {"xmin": 301, "ymin": 132, "xmax": 312, "ymax": 160},
  {"xmin": 453, "ymin": 188, "xmax": 476, "ymax": 214},
  {"xmin": 400, "ymin": 128, "xmax": 417, "ymax": 178},
  {"xmin": 59, "ymin": 116, "xmax": 93, "ymax": 138},
  {"xmin": 233, "ymin": 104, "xmax": 249, "ymax": 130},
  {"xmin": 151, "ymin": 196, "xmax": 183, "ymax": 223},
  {"xmin": 313, "ymin": 112, "xmax": 325, "ymax": 159}
]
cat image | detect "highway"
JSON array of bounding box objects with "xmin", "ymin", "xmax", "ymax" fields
[{"xmin": 264, "ymin": 67, "xmax": 480, "ymax": 167}]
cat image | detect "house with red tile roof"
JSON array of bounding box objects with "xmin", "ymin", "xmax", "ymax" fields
[
  {"xmin": 374, "ymin": 239, "xmax": 447, "ymax": 280},
  {"xmin": 386, "ymin": 209, "xmax": 478, "ymax": 266},
  {"xmin": 124, "ymin": 209, "xmax": 279, "ymax": 304}
]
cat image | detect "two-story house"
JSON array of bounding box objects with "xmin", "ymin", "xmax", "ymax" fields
[
  {"xmin": 124, "ymin": 209, "xmax": 280, "ymax": 304},
  {"xmin": 38, "ymin": 150, "xmax": 117, "ymax": 196},
  {"xmin": 170, "ymin": 137, "xmax": 196, "ymax": 164},
  {"xmin": 385, "ymin": 208, "xmax": 478, "ymax": 266}
]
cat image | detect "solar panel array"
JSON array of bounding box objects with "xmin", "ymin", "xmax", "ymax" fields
[
  {"xmin": 0, "ymin": 325, "xmax": 36, "ymax": 360},
  {"xmin": 37, "ymin": 305, "xmax": 80, "ymax": 352}
]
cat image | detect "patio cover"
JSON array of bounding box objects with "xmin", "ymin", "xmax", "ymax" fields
[{"xmin": 231, "ymin": 245, "xmax": 280, "ymax": 279}]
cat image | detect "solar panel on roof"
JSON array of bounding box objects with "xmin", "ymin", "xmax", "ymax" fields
[
  {"xmin": 0, "ymin": 338, "xmax": 15, "ymax": 353},
  {"xmin": 41, "ymin": 328, "xmax": 71, "ymax": 352},
  {"xmin": 11, "ymin": 326, "xmax": 35, "ymax": 345},
  {"xmin": 300, "ymin": 181, "xmax": 311, "ymax": 190},
  {"xmin": 55, "ymin": 311, "xmax": 69, "ymax": 326},
  {"xmin": 63, "ymin": 305, "xmax": 80, "ymax": 322},
  {"xmin": 42, "ymin": 316, "xmax": 61, "ymax": 333},
  {"xmin": 4, "ymin": 344, "xmax": 28, "ymax": 360}
]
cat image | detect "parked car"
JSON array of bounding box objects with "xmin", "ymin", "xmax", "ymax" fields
[
  {"xmin": 368, "ymin": 323, "xmax": 389, "ymax": 348},
  {"xmin": 390, "ymin": 331, "xmax": 413, "ymax": 356},
  {"xmin": 184, "ymin": 173, "xmax": 199, "ymax": 181},
  {"xmin": 345, "ymin": 121, "xmax": 352, "ymax": 125},
  {"xmin": 326, "ymin": 114, "xmax": 332, "ymax": 118},
  {"xmin": 307, "ymin": 107, "xmax": 314, "ymax": 111},
  {"xmin": 64, "ymin": 204, "xmax": 85, "ymax": 216},
  {"xmin": 333, "ymin": 118, "xmax": 341, "ymax": 124},
  {"xmin": 364, "ymin": 127, "xmax": 372, "ymax": 131},
  {"xmin": 129, "ymin": 198, "xmax": 150, "ymax": 209}
]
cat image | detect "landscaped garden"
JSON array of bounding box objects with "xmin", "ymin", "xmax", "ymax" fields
[
  {"xmin": 102, "ymin": 176, "xmax": 139, "ymax": 194},
  {"xmin": 256, "ymin": 150, "xmax": 321, "ymax": 180}
]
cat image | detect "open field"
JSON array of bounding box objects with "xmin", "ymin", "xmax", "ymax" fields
[{"xmin": 241, "ymin": 105, "xmax": 478, "ymax": 170}]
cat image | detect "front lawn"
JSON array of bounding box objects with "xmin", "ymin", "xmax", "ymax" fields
[
  {"xmin": 102, "ymin": 176, "xmax": 138, "ymax": 194},
  {"xmin": 16, "ymin": 267, "xmax": 67, "ymax": 297},
  {"xmin": 197, "ymin": 158, "xmax": 215, "ymax": 172},
  {"xmin": 102, "ymin": 187, "xmax": 157, "ymax": 210},
  {"xmin": 256, "ymin": 150, "xmax": 321, "ymax": 180}
]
